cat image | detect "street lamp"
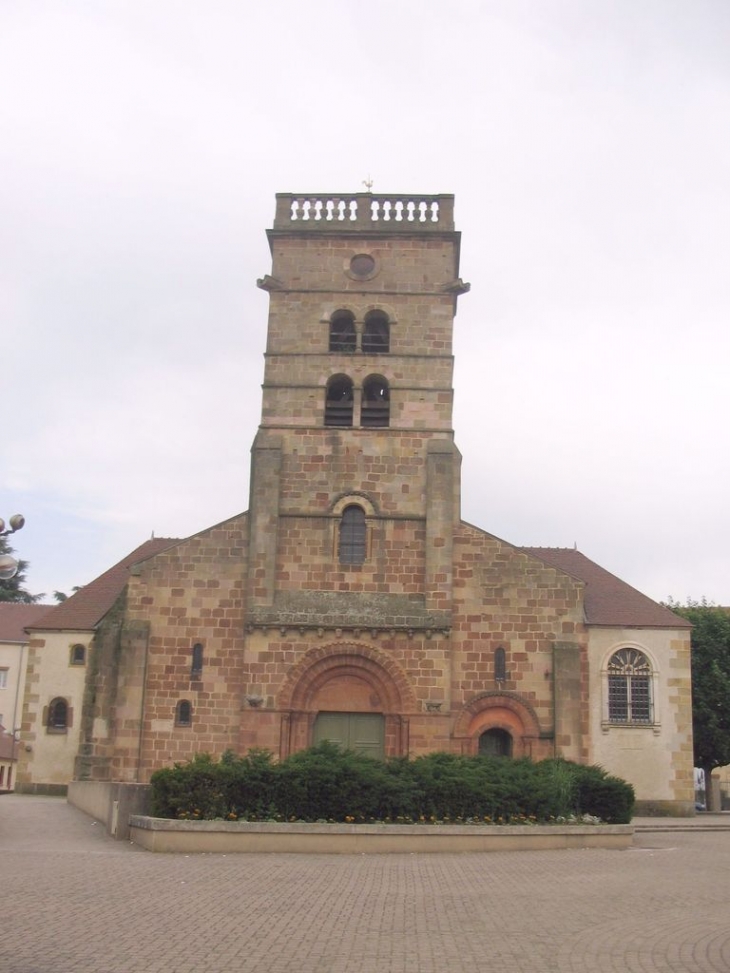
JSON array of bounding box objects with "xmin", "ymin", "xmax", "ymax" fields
[{"xmin": 0, "ymin": 514, "xmax": 25, "ymax": 580}]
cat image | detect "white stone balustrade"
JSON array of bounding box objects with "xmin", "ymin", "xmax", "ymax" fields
[{"xmin": 274, "ymin": 193, "xmax": 454, "ymax": 231}]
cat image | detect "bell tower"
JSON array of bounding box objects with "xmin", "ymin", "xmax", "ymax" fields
[{"xmin": 247, "ymin": 192, "xmax": 469, "ymax": 636}]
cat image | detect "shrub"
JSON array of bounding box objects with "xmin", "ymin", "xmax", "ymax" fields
[
  {"xmin": 149, "ymin": 747, "xmax": 634, "ymax": 824},
  {"xmin": 273, "ymin": 741, "xmax": 389, "ymax": 820},
  {"xmin": 572, "ymin": 763, "xmax": 635, "ymax": 824}
]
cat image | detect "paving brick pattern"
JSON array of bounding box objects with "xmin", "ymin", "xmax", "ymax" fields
[{"xmin": 2, "ymin": 796, "xmax": 729, "ymax": 973}]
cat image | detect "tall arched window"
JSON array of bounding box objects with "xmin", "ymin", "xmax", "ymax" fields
[
  {"xmin": 361, "ymin": 376, "xmax": 389, "ymax": 428},
  {"xmin": 329, "ymin": 311, "xmax": 356, "ymax": 353},
  {"xmin": 362, "ymin": 311, "xmax": 390, "ymax": 354},
  {"xmin": 607, "ymin": 648, "xmax": 652, "ymax": 724},
  {"xmin": 339, "ymin": 505, "xmax": 366, "ymax": 564},
  {"xmin": 324, "ymin": 376, "xmax": 354, "ymax": 427}
]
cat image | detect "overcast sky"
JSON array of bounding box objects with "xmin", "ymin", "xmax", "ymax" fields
[{"xmin": 2, "ymin": 1, "xmax": 729, "ymax": 606}]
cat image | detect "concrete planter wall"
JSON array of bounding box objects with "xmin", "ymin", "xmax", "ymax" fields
[
  {"xmin": 128, "ymin": 816, "xmax": 634, "ymax": 854},
  {"xmin": 69, "ymin": 780, "xmax": 151, "ymax": 840}
]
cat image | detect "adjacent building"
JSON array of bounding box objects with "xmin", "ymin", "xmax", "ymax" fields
[
  {"xmin": 0, "ymin": 604, "xmax": 51, "ymax": 791},
  {"xmin": 15, "ymin": 540, "xmax": 176, "ymax": 793}
]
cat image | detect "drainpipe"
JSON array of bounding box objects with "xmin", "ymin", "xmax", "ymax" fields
[
  {"xmin": 11, "ymin": 640, "xmax": 27, "ymax": 767},
  {"xmin": 551, "ymin": 645, "xmax": 557, "ymax": 758}
]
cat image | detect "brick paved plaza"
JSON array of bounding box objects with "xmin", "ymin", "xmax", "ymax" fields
[{"xmin": 1, "ymin": 795, "xmax": 728, "ymax": 973}]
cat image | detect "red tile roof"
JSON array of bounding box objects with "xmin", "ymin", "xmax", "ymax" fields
[
  {"xmin": 25, "ymin": 538, "xmax": 180, "ymax": 632},
  {"xmin": 522, "ymin": 548, "xmax": 691, "ymax": 628},
  {"xmin": 0, "ymin": 603, "xmax": 55, "ymax": 642}
]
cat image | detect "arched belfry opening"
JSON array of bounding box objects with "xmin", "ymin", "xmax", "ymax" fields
[
  {"xmin": 362, "ymin": 310, "xmax": 390, "ymax": 354},
  {"xmin": 324, "ymin": 375, "xmax": 354, "ymax": 427},
  {"xmin": 329, "ymin": 310, "xmax": 356, "ymax": 353},
  {"xmin": 361, "ymin": 375, "xmax": 390, "ymax": 427}
]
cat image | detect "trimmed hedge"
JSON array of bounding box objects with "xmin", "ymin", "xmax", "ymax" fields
[{"xmin": 150, "ymin": 745, "xmax": 635, "ymax": 825}]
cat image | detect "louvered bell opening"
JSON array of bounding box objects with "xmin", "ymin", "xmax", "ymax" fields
[
  {"xmin": 361, "ymin": 378, "xmax": 389, "ymax": 427},
  {"xmin": 325, "ymin": 378, "xmax": 354, "ymax": 427},
  {"xmin": 361, "ymin": 402, "xmax": 389, "ymax": 427}
]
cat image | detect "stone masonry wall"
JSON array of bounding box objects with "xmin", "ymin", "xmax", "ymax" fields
[
  {"xmin": 451, "ymin": 524, "xmax": 588, "ymax": 759},
  {"xmin": 115, "ymin": 516, "xmax": 249, "ymax": 782}
]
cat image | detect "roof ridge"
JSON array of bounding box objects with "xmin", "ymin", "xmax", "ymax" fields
[{"xmin": 26, "ymin": 537, "xmax": 182, "ymax": 632}]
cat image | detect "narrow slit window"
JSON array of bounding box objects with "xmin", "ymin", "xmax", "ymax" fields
[
  {"xmin": 494, "ymin": 647, "xmax": 507, "ymax": 682},
  {"xmin": 191, "ymin": 643, "xmax": 203, "ymax": 677}
]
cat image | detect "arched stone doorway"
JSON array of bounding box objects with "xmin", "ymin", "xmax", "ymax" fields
[
  {"xmin": 453, "ymin": 692, "xmax": 544, "ymax": 759},
  {"xmin": 277, "ymin": 644, "xmax": 416, "ymax": 759}
]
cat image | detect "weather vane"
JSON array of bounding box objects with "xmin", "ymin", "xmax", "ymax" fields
[{"xmin": 362, "ymin": 175, "xmax": 374, "ymax": 192}]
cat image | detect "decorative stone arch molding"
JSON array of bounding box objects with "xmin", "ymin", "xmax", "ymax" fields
[
  {"xmin": 329, "ymin": 493, "xmax": 379, "ymax": 563},
  {"xmin": 361, "ymin": 301, "xmax": 398, "ymax": 325},
  {"xmin": 453, "ymin": 691, "xmax": 543, "ymax": 759},
  {"xmin": 329, "ymin": 492, "xmax": 379, "ymax": 517},
  {"xmin": 320, "ymin": 303, "xmax": 399, "ymax": 329},
  {"xmin": 277, "ymin": 642, "xmax": 417, "ymax": 759},
  {"xmin": 599, "ymin": 639, "xmax": 659, "ymax": 675},
  {"xmin": 320, "ymin": 302, "xmax": 359, "ymax": 322}
]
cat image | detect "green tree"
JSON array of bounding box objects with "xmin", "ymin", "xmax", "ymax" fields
[
  {"xmin": 668, "ymin": 599, "xmax": 730, "ymax": 810},
  {"xmin": 0, "ymin": 535, "xmax": 44, "ymax": 604},
  {"xmin": 52, "ymin": 586, "xmax": 83, "ymax": 603}
]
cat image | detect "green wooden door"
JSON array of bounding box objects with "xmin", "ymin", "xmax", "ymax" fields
[{"xmin": 313, "ymin": 712, "xmax": 385, "ymax": 759}]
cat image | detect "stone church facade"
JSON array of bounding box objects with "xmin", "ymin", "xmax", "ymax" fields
[{"xmin": 32, "ymin": 193, "xmax": 692, "ymax": 813}]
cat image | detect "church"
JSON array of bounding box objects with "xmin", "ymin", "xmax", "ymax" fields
[{"xmin": 19, "ymin": 193, "xmax": 694, "ymax": 814}]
